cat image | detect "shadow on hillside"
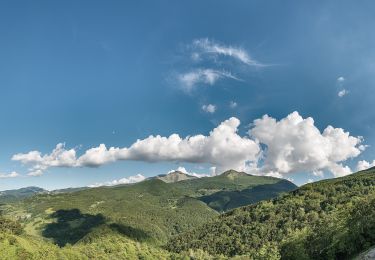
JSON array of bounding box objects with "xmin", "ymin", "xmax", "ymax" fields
[
  {"xmin": 199, "ymin": 181, "xmax": 296, "ymax": 212},
  {"xmin": 42, "ymin": 209, "xmax": 105, "ymax": 247},
  {"xmin": 109, "ymin": 223, "xmax": 150, "ymax": 242}
]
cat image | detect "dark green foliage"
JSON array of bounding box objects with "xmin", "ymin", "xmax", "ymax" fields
[
  {"xmin": 0, "ymin": 215, "xmax": 23, "ymax": 235},
  {"xmin": 108, "ymin": 223, "xmax": 151, "ymax": 242},
  {"xmin": 167, "ymin": 168, "xmax": 375, "ymax": 259},
  {"xmin": 42, "ymin": 209, "xmax": 105, "ymax": 246},
  {"xmin": 199, "ymin": 180, "xmax": 296, "ymax": 212}
]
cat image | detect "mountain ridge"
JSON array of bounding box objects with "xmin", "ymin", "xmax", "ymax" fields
[
  {"xmin": 167, "ymin": 167, "xmax": 375, "ymax": 259},
  {"xmin": 0, "ymin": 169, "xmax": 295, "ymax": 248}
]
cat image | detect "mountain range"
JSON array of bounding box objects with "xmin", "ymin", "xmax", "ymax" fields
[{"xmin": 1, "ymin": 168, "xmax": 375, "ymax": 259}]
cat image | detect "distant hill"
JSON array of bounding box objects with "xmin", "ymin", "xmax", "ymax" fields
[
  {"xmin": 0, "ymin": 186, "xmax": 90, "ymax": 204},
  {"xmin": 2, "ymin": 169, "xmax": 295, "ymax": 248},
  {"xmin": 0, "ymin": 186, "xmax": 47, "ymax": 204},
  {"xmin": 167, "ymin": 167, "xmax": 375, "ymax": 259},
  {"xmin": 153, "ymin": 170, "xmax": 197, "ymax": 183}
]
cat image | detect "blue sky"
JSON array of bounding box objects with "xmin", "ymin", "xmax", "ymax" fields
[{"xmin": 1, "ymin": 0, "xmax": 375, "ymax": 190}]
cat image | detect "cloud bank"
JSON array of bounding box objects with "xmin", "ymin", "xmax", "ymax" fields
[
  {"xmin": 13, "ymin": 117, "xmax": 260, "ymax": 176},
  {"xmin": 12, "ymin": 112, "xmax": 365, "ymax": 178}
]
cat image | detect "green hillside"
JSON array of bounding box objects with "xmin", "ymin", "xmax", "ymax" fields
[
  {"xmin": 199, "ymin": 179, "xmax": 296, "ymax": 212},
  {"xmin": 0, "ymin": 215, "xmax": 187, "ymax": 259},
  {"xmin": 167, "ymin": 167, "xmax": 375, "ymax": 259},
  {"xmin": 1, "ymin": 170, "xmax": 294, "ymax": 249}
]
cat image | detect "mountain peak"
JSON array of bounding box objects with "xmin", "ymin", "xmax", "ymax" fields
[
  {"xmin": 221, "ymin": 169, "xmax": 249, "ymax": 178},
  {"xmin": 156, "ymin": 171, "xmax": 197, "ymax": 183}
]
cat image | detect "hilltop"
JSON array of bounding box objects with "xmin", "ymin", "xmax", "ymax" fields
[{"xmin": 153, "ymin": 170, "xmax": 197, "ymax": 183}]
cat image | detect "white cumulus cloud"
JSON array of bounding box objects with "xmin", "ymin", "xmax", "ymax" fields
[
  {"xmin": 229, "ymin": 101, "xmax": 238, "ymax": 108},
  {"xmin": 250, "ymin": 111, "xmax": 363, "ymax": 177},
  {"xmin": 338, "ymin": 89, "xmax": 349, "ymax": 97},
  {"xmin": 12, "ymin": 112, "xmax": 364, "ymax": 179},
  {"xmin": 12, "ymin": 143, "xmax": 78, "ymax": 176},
  {"xmin": 0, "ymin": 171, "xmax": 19, "ymax": 178},
  {"xmin": 13, "ymin": 117, "xmax": 261, "ymax": 176},
  {"xmin": 337, "ymin": 76, "xmax": 345, "ymax": 83},
  {"xmin": 88, "ymin": 174, "xmax": 145, "ymax": 188},
  {"xmin": 357, "ymin": 160, "xmax": 375, "ymax": 171},
  {"xmin": 202, "ymin": 104, "xmax": 216, "ymax": 113},
  {"xmin": 168, "ymin": 166, "xmax": 210, "ymax": 178}
]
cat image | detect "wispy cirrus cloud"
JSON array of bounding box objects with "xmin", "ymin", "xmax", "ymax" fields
[
  {"xmin": 191, "ymin": 38, "xmax": 263, "ymax": 66},
  {"xmin": 173, "ymin": 38, "xmax": 264, "ymax": 92},
  {"xmin": 177, "ymin": 69, "xmax": 240, "ymax": 92}
]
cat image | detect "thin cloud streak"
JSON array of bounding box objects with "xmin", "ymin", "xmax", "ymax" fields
[
  {"xmin": 177, "ymin": 69, "xmax": 241, "ymax": 92},
  {"xmin": 192, "ymin": 38, "xmax": 264, "ymax": 67}
]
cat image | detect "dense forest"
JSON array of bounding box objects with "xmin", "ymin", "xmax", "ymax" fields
[{"xmin": 168, "ymin": 167, "xmax": 375, "ymax": 259}]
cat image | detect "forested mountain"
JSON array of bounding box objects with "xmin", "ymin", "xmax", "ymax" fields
[
  {"xmin": 0, "ymin": 170, "xmax": 294, "ymax": 252},
  {"xmin": 167, "ymin": 167, "xmax": 375, "ymax": 259}
]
